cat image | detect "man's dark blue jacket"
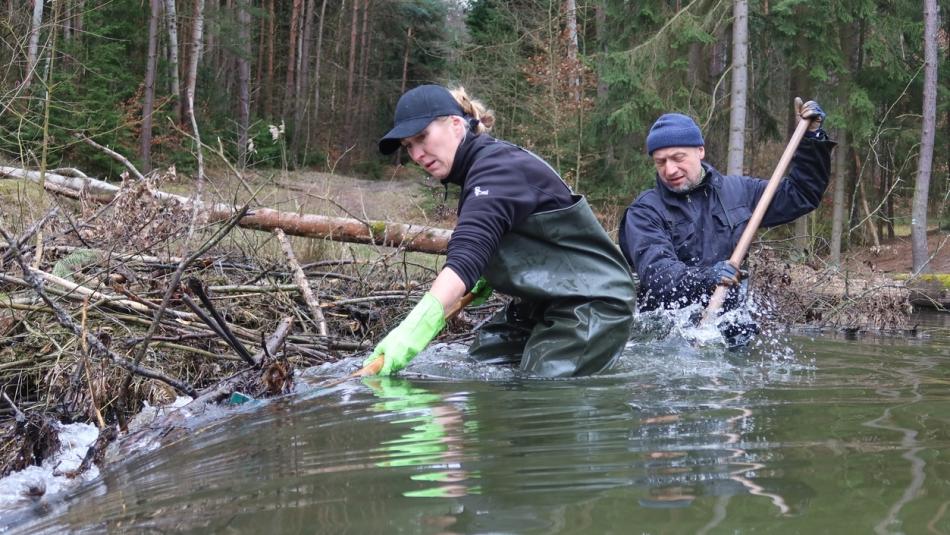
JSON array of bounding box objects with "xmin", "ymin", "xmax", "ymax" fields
[{"xmin": 619, "ymin": 135, "xmax": 835, "ymax": 312}]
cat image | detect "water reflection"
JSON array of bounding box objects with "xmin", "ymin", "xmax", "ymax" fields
[{"xmin": 363, "ymin": 377, "xmax": 480, "ymax": 499}]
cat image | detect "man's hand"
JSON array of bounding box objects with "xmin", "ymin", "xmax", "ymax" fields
[
  {"xmin": 794, "ymin": 97, "xmax": 826, "ymax": 132},
  {"xmin": 707, "ymin": 260, "xmax": 740, "ymax": 289}
]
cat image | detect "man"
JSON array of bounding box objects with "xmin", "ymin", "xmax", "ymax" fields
[{"xmin": 619, "ymin": 99, "xmax": 835, "ymax": 314}]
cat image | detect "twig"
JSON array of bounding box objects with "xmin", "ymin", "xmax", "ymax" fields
[
  {"xmin": 182, "ymin": 279, "xmax": 256, "ymax": 366},
  {"xmin": 274, "ymin": 229, "xmax": 328, "ymax": 336},
  {"xmin": 251, "ymin": 316, "xmax": 293, "ymax": 365},
  {"xmin": 0, "ymin": 224, "xmax": 198, "ymax": 398},
  {"xmin": 75, "ymin": 134, "xmax": 146, "ymax": 181},
  {"xmin": 2, "ymin": 392, "xmax": 25, "ymax": 421},
  {"xmin": 29, "ymin": 268, "xmax": 161, "ymax": 315}
]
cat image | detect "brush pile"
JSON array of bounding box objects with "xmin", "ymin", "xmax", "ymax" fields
[
  {"xmin": 749, "ymin": 246, "xmax": 912, "ymax": 334},
  {"xmin": 0, "ymin": 173, "xmax": 480, "ymax": 478}
]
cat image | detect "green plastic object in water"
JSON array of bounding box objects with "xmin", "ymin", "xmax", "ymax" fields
[{"xmin": 228, "ymin": 392, "xmax": 255, "ymax": 405}]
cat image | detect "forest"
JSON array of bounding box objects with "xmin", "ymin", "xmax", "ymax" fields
[{"xmin": 0, "ymin": 0, "xmax": 946, "ymax": 266}]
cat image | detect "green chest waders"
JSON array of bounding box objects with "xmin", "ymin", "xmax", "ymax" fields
[{"xmin": 469, "ymin": 195, "xmax": 636, "ymax": 377}]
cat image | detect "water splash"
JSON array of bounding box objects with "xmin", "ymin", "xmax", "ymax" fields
[{"xmin": 0, "ymin": 423, "xmax": 99, "ymax": 513}]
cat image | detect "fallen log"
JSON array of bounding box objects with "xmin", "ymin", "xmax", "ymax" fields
[{"xmin": 0, "ymin": 166, "xmax": 453, "ymax": 255}]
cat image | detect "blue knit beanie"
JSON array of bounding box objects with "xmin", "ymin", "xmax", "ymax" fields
[{"xmin": 646, "ymin": 113, "xmax": 704, "ymax": 155}]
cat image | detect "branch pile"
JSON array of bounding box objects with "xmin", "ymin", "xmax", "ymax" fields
[{"xmin": 0, "ymin": 170, "xmax": 482, "ymax": 480}]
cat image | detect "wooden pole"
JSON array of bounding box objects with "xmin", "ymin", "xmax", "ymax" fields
[{"xmin": 702, "ymin": 116, "xmax": 811, "ymax": 323}]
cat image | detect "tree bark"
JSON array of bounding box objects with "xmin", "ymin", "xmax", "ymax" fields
[
  {"xmin": 356, "ymin": 0, "xmax": 371, "ymax": 142},
  {"xmin": 164, "ymin": 0, "xmax": 182, "ymax": 122},
  {"xmin": 911, "ymin": 0, "xmax": 938, "ymax": 274},
  {"xmin": 284, "ymin": 0, "xmax": 303, "ymax": 115},
  {"xmin": 184, "ymin": 0, "xmax": 205, "ymax": 126},
  {"xmin": 265, "ymin": 0, "xmax": 275, "ymax": 118},
  {"xmin": 393, "ymin": 24, "xmax": 412, "ymax": 164},
  {"xmin": 236, "ymin": 0, "xmax": 252, "ymax": 166},
  {"xmin": 62, "ymin": 0, "xmax": 71, "ymax": 42},
  {"xmin": 255, "ymin": 0, "xmax": 266, "ymax": 115},
  {"xmin": 829, "ymin": 131, "xmax": 847, "ymax": 266},
  {"xmin": 74, "ymin": 0, "xmax": 84, "ymax": 38},
  {"xmin": 141, "ymin": 0, "xmax": 162, "ymax": 173},
  {"xmin": 854, "ymin": 151, "xmax": 880, "ymax": 247},
  {"xmin": 344, "ymin": 0, "xmax": 359, "ymax": 141},
  {"xmin": 310, "ymin": 0, "xmax": 328, "ymax": 136},
  {"xmin": 292, "ymin": 0, "xmax": 316, "ymax": 160},
  {"xmin": 0, "ymin": 167, "xmax": 455, "ymax": 255},
  {"xmin": 564, "ymin": 0, "xmax": 580, "ymax": 102},
  {"xmin": 726, "ymin": 0, "xmax": 748, "ymax": 176},
  {"xmin": 24, "ymin": 0, "xmax": 45, "ymax": 91}
]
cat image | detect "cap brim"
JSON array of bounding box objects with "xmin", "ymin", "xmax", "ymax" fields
[{"xmin": 378, "ymin": 116, "xmax": 435, "ymax": 155}]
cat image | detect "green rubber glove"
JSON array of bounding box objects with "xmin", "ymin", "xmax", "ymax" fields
[
  {"xmin": 364, "ymin": 292, "xmax": 446, "ymax": 375},
  {"xmin": 470, "ymin": 277, "xmax": 493, "ymax": 306}
]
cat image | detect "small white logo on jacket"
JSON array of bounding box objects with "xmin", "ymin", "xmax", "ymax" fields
[{"xmin": 474, "ymin": 186, "xmax": 490, "ymax": 197}]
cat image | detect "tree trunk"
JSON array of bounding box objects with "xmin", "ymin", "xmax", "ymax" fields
[
  {"xmin": 0, "ymin": 167, "xmax": 455, "ymax": 255},
  {"xmin": 24, "ymin": 0, "xmax": 45, "ymax": 91},
  {"xmin": 74, "ymin": 0, "xmax": 84, "ymax": 38},
  {"xmin": 911, "ymin": 0, "xmax": 938, "ymax": 273},
  {"xmin": 344, "ymin": 0, "xmax": 359, "ymax": 142},
  {"xmin": 564, "ymin": 0, "xmax": 580, "ymax": 102},
  {"xmin": 265, "ymin": 0, "xmax": 275, "ymax": 118},
  {"xmin": 184, "ymin": 0, "xmax": 205, "ymax": 125},
  {"xmin": 829, "ymin": 131, "xmax": 847, "ymax": 266},
  {"xmin": 309, "ymin": 0, "xmax": 328, "ymax": 148},
  {"xmin": 141, "ymin": 0, "xmax": 162, "ymax": 173},
  {"xmin": 164, "ymin": 0, "xmax": 182, "ymax": 122},
  {"xmin": 329, "ymin": 0, "xmax": 346, "ymax": 118},
  {"xmin": 284, "ymin": 0, "xmax": 302, "ymax": 115},
  {"xmin": 255, "ymin": 0, "xmax": 266, "ymax": 116},
  {"xmin": 356, "ymin": 0, "xmax": 371, "ymax": 142},
  {"xmin": 292, "ymin": 0, "xmax": 316, "ymax": 160},
  {"xmin": 393, "ymin": 24, "xmax": 412, "ymax": 164},
  {"xmin": 236, "ymin": 0, "xmax": 251, "ymax": 167},
  {"xmin": 62, "ymin": 0, "xmax": 71, "ymax": 42},
  {"xmin": 185, "ymin": 0, "xmax": 206, "ymax": 197},
  {"xmin": 854, "ymin": 151, "xmax": 880, "ymax": 247},
  {"xmin": 726, "ymin": 0, "xmax": 748, "ymax": 176}
]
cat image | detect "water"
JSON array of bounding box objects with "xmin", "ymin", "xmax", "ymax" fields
[{"xmin": 3, "ymin": 312, "xmax": 949, "ymax": 534}]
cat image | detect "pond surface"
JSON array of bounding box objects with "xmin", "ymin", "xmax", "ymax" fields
[{"xmin": 4, "ymin": 312, "xmax": 950, "ymax": 534}]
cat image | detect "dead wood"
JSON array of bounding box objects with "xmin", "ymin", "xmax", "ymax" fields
[{"xmin": 0, "ymin": 166, "xmax": 454, "ymax": 254}]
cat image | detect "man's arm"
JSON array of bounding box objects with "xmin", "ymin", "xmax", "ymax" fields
[
  {"xmin": 620, "ymin": 201, "xmax": 719, "ymax": 309},
  {"xmin": 752, "ymin": 100, "xmax": 836, "ymax": 226}
]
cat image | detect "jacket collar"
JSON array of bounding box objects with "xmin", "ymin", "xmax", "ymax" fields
[{"xmin": 442, "ymin": 131, "xmax": 485, "ymax": 187}]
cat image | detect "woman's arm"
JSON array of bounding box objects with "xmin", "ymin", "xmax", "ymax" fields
[{"xmin": 429, "ymin": 267, "xmax": 467, "ymax": 310}]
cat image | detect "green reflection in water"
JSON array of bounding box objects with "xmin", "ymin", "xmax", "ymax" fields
[{"xmin": 364, "ymin": 377, "xmax": 482, "ymax": 498}]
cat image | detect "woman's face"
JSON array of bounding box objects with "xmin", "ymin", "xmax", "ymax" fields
[{"xmin": 401, "ymin": 116, "xmax": 466, "ymax": 180}]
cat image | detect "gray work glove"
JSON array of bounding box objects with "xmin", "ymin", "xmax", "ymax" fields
[
  {"xmin": 795, "ymin": 97, "xmax": 826, "ymax": 132},
  {"xmin": 705, "ymin": 260, "xmax": 740, "ymax": 289}
]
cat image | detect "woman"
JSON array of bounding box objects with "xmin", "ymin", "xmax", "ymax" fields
[{"xmin": 368, "ymin": 84, "xmax": 635, "ymax": 377}]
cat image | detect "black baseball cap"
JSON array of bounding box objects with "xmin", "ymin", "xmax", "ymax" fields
[{"xmin": 378, "ymin": 85, "xmax": 465, "ymax": 155}]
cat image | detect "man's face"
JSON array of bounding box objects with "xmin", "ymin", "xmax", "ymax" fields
[{"xmin": 652, "ymin": 146, "xmax": 705, "ymax": 193}]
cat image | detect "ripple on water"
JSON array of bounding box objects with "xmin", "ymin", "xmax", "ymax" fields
[{"xmin": 6, "ymin": 311, "xmax": 950, "ymax": 534}]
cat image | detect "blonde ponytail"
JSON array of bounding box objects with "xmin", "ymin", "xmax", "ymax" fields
[{"xmin": 449, "ymin": 86, "xmax": 495, "ymax": 134}]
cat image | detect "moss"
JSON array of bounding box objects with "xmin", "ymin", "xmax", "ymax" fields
[
  {"xmin": 894, "ymin": 273, "xmax": 950, "ymax": 289},
  {"xmin": 52, "ymin": 249, "xmax": 103, "ymax": 281},
  {"xmin": 369, "ymin": 221, "xmax": 387, "ymax": 242}
]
